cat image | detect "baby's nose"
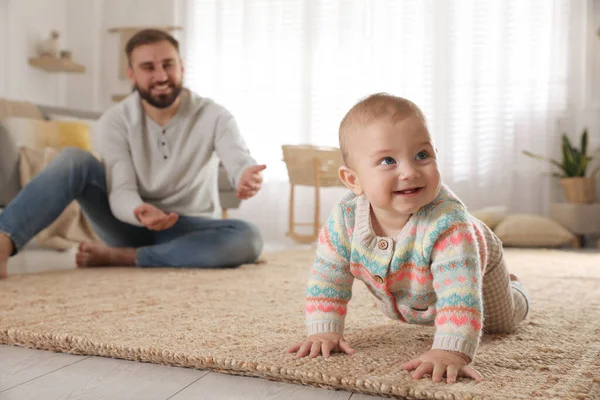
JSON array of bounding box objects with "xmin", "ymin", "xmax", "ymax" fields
[{"xmin": 398, "ymin": 165, "xmax": 420, "ymax": 180}]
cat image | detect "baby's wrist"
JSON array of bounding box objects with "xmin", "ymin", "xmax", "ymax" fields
[{"xmin": 446, "ymin": 350, "xmax": 471, "ymax": 364}]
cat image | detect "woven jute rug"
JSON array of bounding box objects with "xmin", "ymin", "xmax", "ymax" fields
[{"xmin": 1, "ymin": 248, "xmax": 599, "ymax": 399}]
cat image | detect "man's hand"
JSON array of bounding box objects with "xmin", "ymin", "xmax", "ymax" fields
[
  {"xmin": 402, "ymin": 349, "xmax": 483, "ymax": 384},
  {"xmin": 134, "ymin": 203, "xmax": 178, "ymax": 231},
  {"xmin": 288, "ymin": 333, "xmax": 355, "ymax": 358},
  {"xmin": 237, "ymin": 164, "xmax": 266, "ymax": 200}
]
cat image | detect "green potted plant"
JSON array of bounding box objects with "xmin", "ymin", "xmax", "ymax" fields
[{"xmin": 523, "ymin": 128, "xmax": 599, "ymax": 203}]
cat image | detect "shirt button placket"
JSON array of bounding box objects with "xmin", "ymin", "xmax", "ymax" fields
[
  {"xmin": 374, "ymin": 239, "xmax": 391, "ymax": 285},
  {"xmin": 161, "ymin": 129, "xmax": 168, "ymax": 159}
]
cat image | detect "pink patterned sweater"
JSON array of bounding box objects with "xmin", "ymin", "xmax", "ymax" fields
[{"xmin": 305, "ymin": 185, "xmax": 500, "ymax": 359}]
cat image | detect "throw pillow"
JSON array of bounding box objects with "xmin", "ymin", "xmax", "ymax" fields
[
  {"xmin": 1, "ymin": 117, "xmax": 91, "ymax": 151},
  {"xmin": 54, "ymin": 120, "xmax": 92, "ymax": 151},
  {"xmin": 0, "ymin": 122, "xmax": 20, "ymax": 206},
  {"xmin": 494, "ymin": 214, "xmax": 576, "ymax": 248},
  {"xmin": 470, "ymin": 206, "xmax": 509, "ymax": 230}
]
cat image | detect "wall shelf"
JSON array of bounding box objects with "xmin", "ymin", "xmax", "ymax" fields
[{"xmin": 29, "ymin": 57, "xmax": 85, "ymax": 73}]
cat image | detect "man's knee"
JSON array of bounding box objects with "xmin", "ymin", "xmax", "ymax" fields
[
  {"xmin": 232, "ymin": 220, "xmax": 263, "ymax": 263},
  {"xmin": 51, "ymin": 148, "xmax": 103, "ymax": 185},
  {"xmin": 55, "ymin": 147, "xmax": 99, "ymax": 169}
]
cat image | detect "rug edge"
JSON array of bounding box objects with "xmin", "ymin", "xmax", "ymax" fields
[{"xmin": 0, "ymin": 329, "xmax": 490, "ymax": 400}]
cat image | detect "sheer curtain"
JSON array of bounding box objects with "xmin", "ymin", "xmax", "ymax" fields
[{"xmin": 183, "ymin": 0, "xmax": 586, "ymax": 246}]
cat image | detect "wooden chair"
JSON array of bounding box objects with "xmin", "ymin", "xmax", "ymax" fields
[{"xmin": 281, "ymin": 145, "xmax": 345, "ymax": 243}]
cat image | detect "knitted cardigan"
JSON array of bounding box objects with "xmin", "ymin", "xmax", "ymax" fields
[{"xmin": 305, "ymin": 185, "xmax": 495, "ymax": 359}]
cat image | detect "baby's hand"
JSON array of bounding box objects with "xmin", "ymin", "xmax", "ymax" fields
[
  {"xmin": 402, "ymin": 349, "xmax": 483, "ymax": 384},
  {"xmin": 288, "ymin": 333, "xmax": 355, "ymax": 358}
]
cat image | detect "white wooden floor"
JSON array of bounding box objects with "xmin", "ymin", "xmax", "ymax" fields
[{"xmin": 0, "ymin": 244, "xmax": 386, "ymax": 400}]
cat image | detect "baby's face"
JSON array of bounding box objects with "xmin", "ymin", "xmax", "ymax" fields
[{"xmin": 348, "ymin": 116, "xmax": 441, "ymax": 218}]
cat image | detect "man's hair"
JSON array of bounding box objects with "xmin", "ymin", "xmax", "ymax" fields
[
  {"xmin": 125, "ymin": 29, "xmax": 179, "ymax": 66},
  {"xmin": 338, "ymin": 93, "xmax": 427, "ymax": 165}
]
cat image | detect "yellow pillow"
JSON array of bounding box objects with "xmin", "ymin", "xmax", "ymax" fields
[
  {"xmin": 2, "ymin": 117, "xmax": 92, "ymax": 151},
  {"xmin": 52, "ymin": 121, "xmax": 91, "ymax": 151},
  {"xmin": 494, "ymin": 214, "xmax": 576, "ymax": 248}
]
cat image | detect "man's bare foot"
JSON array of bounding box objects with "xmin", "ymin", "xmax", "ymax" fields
[
  {"xmin": 0, "ymin": 233, "xmax": 14, "ymax": 279},
  {"xmin": 76, "ymin": 242, "xmax": 136, "ymax": 267},
  {"xmin": 509, "ymin": 273, "xmax": 519, "ymax": 282},
  {"xmin": 0, "ymin": 260, "xmax": 6, "ymax": 280}
]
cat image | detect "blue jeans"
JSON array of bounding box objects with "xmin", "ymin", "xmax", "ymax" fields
[{"xmin": 0, "ymin": 148, "xmax": 263, "ymax": 268}]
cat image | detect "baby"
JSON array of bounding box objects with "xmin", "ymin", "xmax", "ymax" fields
[{"xmin": 288, "ymin": 93, "xmax": 529, "ymax": 384}]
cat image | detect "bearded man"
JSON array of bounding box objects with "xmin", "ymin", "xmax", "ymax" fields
[{"xmin": 0, "ymin": 29, "xmax": 264, "ymax": 278}]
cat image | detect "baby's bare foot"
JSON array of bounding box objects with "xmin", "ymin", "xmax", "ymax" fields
[
  {"xmin": 76, "ymin": 242, "xmax": 136, "ymax": 267},
  {"xmin": 509, "ymin": 273, "xmax": 519, "ymax": 282}
]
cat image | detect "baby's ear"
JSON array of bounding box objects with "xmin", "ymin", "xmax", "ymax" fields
[{"xmin": 338, "ymin": 166, "xmax": 363, "ymax": 195}]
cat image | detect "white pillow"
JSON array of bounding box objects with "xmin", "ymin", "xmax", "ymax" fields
[
  {"xmin": 470, "ymin": 206, "xmax": 509, "ymax": 230},
  {"xmin": 494, "ymin": 214, "xmax": 576, "ymax": 248}
]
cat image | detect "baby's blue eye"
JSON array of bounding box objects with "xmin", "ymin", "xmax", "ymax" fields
[
  {"xmin": 416, "ymin": 151, "xmax": 428, "ymax": 160},
  {"xmin": 380, "ymin": 157, "xmax": 396, "ymax": 165}
]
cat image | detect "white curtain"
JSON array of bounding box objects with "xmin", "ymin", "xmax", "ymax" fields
[{"xmin": 183, "ymin": 0, "xmax": 588, "ymax": 246}]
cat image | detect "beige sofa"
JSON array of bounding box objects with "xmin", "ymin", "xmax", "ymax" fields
[{"xmin": 0, "ymin": 98, "xmax": 241, "ymax": 214}]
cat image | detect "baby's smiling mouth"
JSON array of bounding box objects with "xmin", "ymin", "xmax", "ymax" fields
[{"xmin": 393, "ymin": 187, "xmax": 423, "ymax": 195}]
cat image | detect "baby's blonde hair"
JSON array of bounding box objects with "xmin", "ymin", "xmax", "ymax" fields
[{"xmin": 339, "ymin": 93, "xmax": 427, "ymax": 165}]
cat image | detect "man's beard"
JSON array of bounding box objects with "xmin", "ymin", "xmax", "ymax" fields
[{"xmin": 134, "ymin": 81, "xmax": 183, "ymax": 109}]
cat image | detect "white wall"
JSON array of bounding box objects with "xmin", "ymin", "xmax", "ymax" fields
[
  {"xmin": 99, "ymin": 0, "xmax": 181, "ymax": 110},
  {"xmin": 586, "ymin": 0, "xmax": 600, "ymax": 136},
  {"xmin": 570, "ymin": 0, "xmax": 600, "ymax": 139},
  {"xmin": 0, "ymin": 0, "xmax": 67, "ymax": 105},
  {"xmin": 1, "ymin": 0, "xmax": 599, "ymax": 125},
  {"xmin": 64, "ymin": 0, "xmax": 182, "ymax": 111},
  {"xmin": 579, "ymin": 0, "xmax": 600, "ymax": 198},
  {"xmin": 0, "ymin": 0, "xmax": 7, "ymax": 97},
  {"xmin": 63, "ymin": 0, "xmax": 103, "ymax": 111},
  {"xmin": 0, "ymin": 0, "xmax": 180, "ymax": 110}
]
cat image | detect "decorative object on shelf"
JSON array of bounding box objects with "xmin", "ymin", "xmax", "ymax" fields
[
  {"xmin": 30, "ymin": 30, "xmax": 85, "ymax": 73},
  {"xmin": 523, "ymin": 128, "xmax": 599, "ymax": 203},
  {"xmin": 36, "ymin": 30, "xmax": 60, "ymax": 58},
  {"xmin": 59, "ymin": 50, "xmax": 72, "ymax": 60},
  {"xmin": 281, "ymin": 144, "xmax": 345, "ymax": 244}
]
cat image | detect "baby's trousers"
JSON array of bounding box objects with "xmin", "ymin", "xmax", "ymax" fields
[{"xmin": 481, "ymin": 242, "xmax": 529, "ymax": 334}]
